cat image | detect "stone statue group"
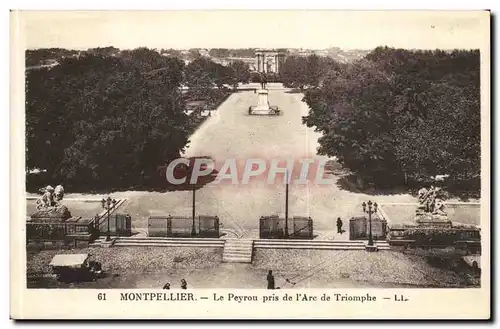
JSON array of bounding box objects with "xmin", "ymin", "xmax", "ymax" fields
[
  {"xmin": 35, "ymin": 185, "xmax": 64, "ymax": 210},
  {"xmin": 416, "ymin": 186, "xmax": 446, "ymax": 216}
]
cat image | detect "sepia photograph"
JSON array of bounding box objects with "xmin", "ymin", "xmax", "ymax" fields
[{"xmin": 10, "ymin": 9, "xmax": 490, "ymax": 319}]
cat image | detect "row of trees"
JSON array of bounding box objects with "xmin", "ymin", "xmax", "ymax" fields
[
  {"xmin": 280, "ymin": 54, "xmax": 345, "ymax": 89},
  {"xmin": 26, "ymin": 48, "xmax": 251, "ymax": 190},
  {"xmin": 300, "ymin": 47, "xmax": 480, "ymax": 193}
]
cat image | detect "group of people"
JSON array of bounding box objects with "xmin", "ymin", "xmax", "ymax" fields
[{"xmin": 163, "ymin": 279, "xmax": 187, "ymax": 290}]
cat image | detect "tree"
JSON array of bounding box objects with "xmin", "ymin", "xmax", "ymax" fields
[
  {"xmin": 230, "ymin": 48, "xmax": 256, "ymax": 58},
  {"xmin": 86, "ymin": 46, "xmax": 120, "ymax": 57},
  {"xmin": 26, "ymin": 52, "xmax": 191, "ymax": 189},
  {"xmin": 306, "ymin": 54, "xmax": 322, "ymax": 87},
  {"xmin": 229, "ymin": 60, "xmax": 250, "ymax": 85},
  {"xmin": 280, "ymin": 56, "xmax": 309, "ymax": 89},
  {"xmin": 26, "ymin": 48, "xmax": 81, "ymax": 67},
  {"xmin": 209, "ymin": 48, "xmax": 230, "ymax": 58},
  {"xmin": 303, "ymin": 59, "xmax": 398, "ymax": 186},
  {"xmin": 302, "ymin": 47, "xmax": 480, "ymax": 191},
  {"xmin": 184, "ymin": 57, "xmax": 217, "ymax": 89},
  {"xmin": 160, "ymin": 48, "xmax": 183, "ymax": 58},
  {"xmin": 185, "ymin": 57, "xmax": 236, "ymax": 90},
  {"xmin": 187, "ymin": 49, "xmax": 201, "ymax": 61}
]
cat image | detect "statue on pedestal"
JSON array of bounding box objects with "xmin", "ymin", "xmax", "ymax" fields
[
  {"xmin": 260, "ymin": 72, "xmax": 267, "ymax": 90},
  {"xmin": 36, "ymin": 185, "xmax": 64, "ymax": 209},
  {"xmin": 415, "ymin": 185, "xmax": 450, "ymax": 227}
]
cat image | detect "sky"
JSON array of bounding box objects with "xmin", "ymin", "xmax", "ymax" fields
[{"xmin": 13, "ymin": 10, "xmax": 489, "ymax": 50}]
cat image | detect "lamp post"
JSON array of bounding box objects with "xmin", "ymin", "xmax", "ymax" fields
[
  {"xmin": 191, "ymin": 185, "xmax": 196, "ymax": 237},
  {"xmin": 101, "ymin": 196, "xmax": 117, "ymax": 241},
  {"xmin": 362, "ymin": 201, "xmax": 378, "ymax": 246},
  {"xmin": 284, "ymin": 170, "xmax": 289, "ymax": 239}
]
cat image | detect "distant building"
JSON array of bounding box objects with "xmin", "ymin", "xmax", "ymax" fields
[{"xmin": 254, "ymin": 49, "xmax": 286, "ymax": 74}]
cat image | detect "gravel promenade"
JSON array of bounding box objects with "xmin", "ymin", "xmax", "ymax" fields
[{"xmin": 253, "ymin": 249, "xmax": 473, "ymax": 288}]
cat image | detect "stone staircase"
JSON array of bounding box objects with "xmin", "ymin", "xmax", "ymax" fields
[
  {"xmin": 254, "ymin": 239, "xmax": 391, "ymax": 251},
  {"xmin": 222, "ymin": 239, "xmax": 254, "ymax": 263},
  {"xmin": 89, "ymin": 236, "xmax": 113, "ymax": 247},
  {"xmin": 91, "ymin": 236, "xmax": 224, "ymax": 248}
]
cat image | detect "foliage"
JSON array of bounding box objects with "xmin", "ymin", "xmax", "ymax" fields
[
  {"xmin": 209, "ymin": 48, "xmax": 231, "ymax": 58},
  {"xmin": 160, "ymin": 48, "xmax": 183, "ymax": 58},
  {"xmin": 26, "ymin": 48, "xmax": 79, "ymax": 67},
  {"xmin": 26, "ymin": 52, "xmax": 190, "ymax": 189},
  {"xmin": 229, "ymin": 60, "xmax": 251, "ymax": 85},
  {"xmin": 281, "ymin": 55, "xmax": 344, "ymax": 89},
  {"xmin": 229, "ymin": 48, "xmax": 256, "ymax": 58},
  {"xmin": 302, "ymin": 47, "xmax": 480, "ymax": 191},
  {"xmin": 187, "ymin": 49, "xmax": 201, "ymax": 61},
  {"xmin": 26, "ymin": 47, "xmax": 242, "ymax": 191},
  {"xmin": 86, "ymin": 47, "xmax": 121, "ymax": 57},
  {"xmin": 185, "ymin": 57, "xmax": 235, "ymax": 90}
]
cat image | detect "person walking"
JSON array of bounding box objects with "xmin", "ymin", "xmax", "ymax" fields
[
  {"xmin": 267, "ymin": 270, "xmax": 275, "ymax": 289},
  {"xmin": 181, "ymin": 279, "xmax": 187, "ymax": 289},
  {"xmin": 336, "ymin": 217, "xmax": 343, "ymax": 234}
]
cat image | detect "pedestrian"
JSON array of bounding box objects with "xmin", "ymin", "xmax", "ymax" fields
[
  {"xmin": 181, "ymin": 279, "xmax": 187, "ymax": 289},
  {"xmin": 163, "ymin": 282, "xmax": 170, "ymax": 289},
  {"xmin": 267, "ymin": 270, "xmax": 275, "ymax": 289},
  {"xmin": 336, "ymin": 217, "xmax": 343, "ymax": 234}
]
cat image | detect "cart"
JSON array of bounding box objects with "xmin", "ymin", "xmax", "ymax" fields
[{"xmin": 50, "ymin": 253, "xmax": 103, "ymax": 282}]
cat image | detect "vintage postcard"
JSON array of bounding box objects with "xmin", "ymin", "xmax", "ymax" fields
[{"xmin": 10, "ymin": 10, "xmax": 490, "ymax": 319}]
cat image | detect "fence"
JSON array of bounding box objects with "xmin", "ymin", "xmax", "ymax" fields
[
  {"xmin": 148, "ymin": 215, "xmax": 220, "ymax": 238},
  {"xmin": 26, "ymin": 216, "xmax": 97, "ymax": 243},
  {"xmin": 97, "ymin": 213, "xmax": 132, "ymax": 237},
  {"xmin": 388, "ymin": 225, "xmax": 481, "ymax": 252},
  {"xmin": 349, "ymin": 216, "xmax": 388, "ymax": 241},
  {"xmin": 259, "ymin": 216, "xmax": 314, "ymax": 239}
]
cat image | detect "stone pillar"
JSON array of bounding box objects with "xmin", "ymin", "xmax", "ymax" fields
[{"xmin": 274, "ymin": 55, "xmax": 278, "ymax": 73}]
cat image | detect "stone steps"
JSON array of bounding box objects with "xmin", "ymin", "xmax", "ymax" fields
[
  {"xmin": 91, "ymin": 236, "xmax": 390, "ymax": 252},
  {"xmin": 222, "ymin": 239, "xmax": 254, "ymax": 263},
  {"xmin": 254, "ymin": 240, "xmax": 390, "ymax": 251},
  {"xmin": 113, "ymin": 242, "xmax": 223, "ymax": 248},
  {"xmin": 106, "ymin": 237, "xmax": 224, "ymax": 248}
]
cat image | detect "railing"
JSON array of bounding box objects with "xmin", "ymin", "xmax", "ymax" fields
[
  {"xmin": 148, "ymin": 215, "xmax": 220, "ymax": 238},
  {"xmin": 259, "ymin": 216, "xmax": 314, "ymax": 239},
  {"xmin": 26, "ymin": 221, "xmax": 95, "ymax": 242}
]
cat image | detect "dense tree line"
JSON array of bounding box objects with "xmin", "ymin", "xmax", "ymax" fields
[
  {"xmin": 26, "ymin": 48, "xmax": 250, "ymax": 191},
  {"xmin": 280, "ymin": 55, "xmax": 346, "ymax": 89},
  {"xmin": 26, "ymin": 48, "xmax": 79, "ymax": 67},
  {"xmin": 301, "ymin": 47, "xmax": 480, "ymax": 193}
]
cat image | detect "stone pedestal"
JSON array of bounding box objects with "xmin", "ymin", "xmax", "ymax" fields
[
  {"xmin": 414, "ymin": 213, "xmax": 452, "ymax": 228},
  {"xmin": 252, "ymin": 89, "xmax": 272, "ymax": 115},
  {"xmin": 30, "ymin": 205, "xmax": 72, "ymax": 223}
]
